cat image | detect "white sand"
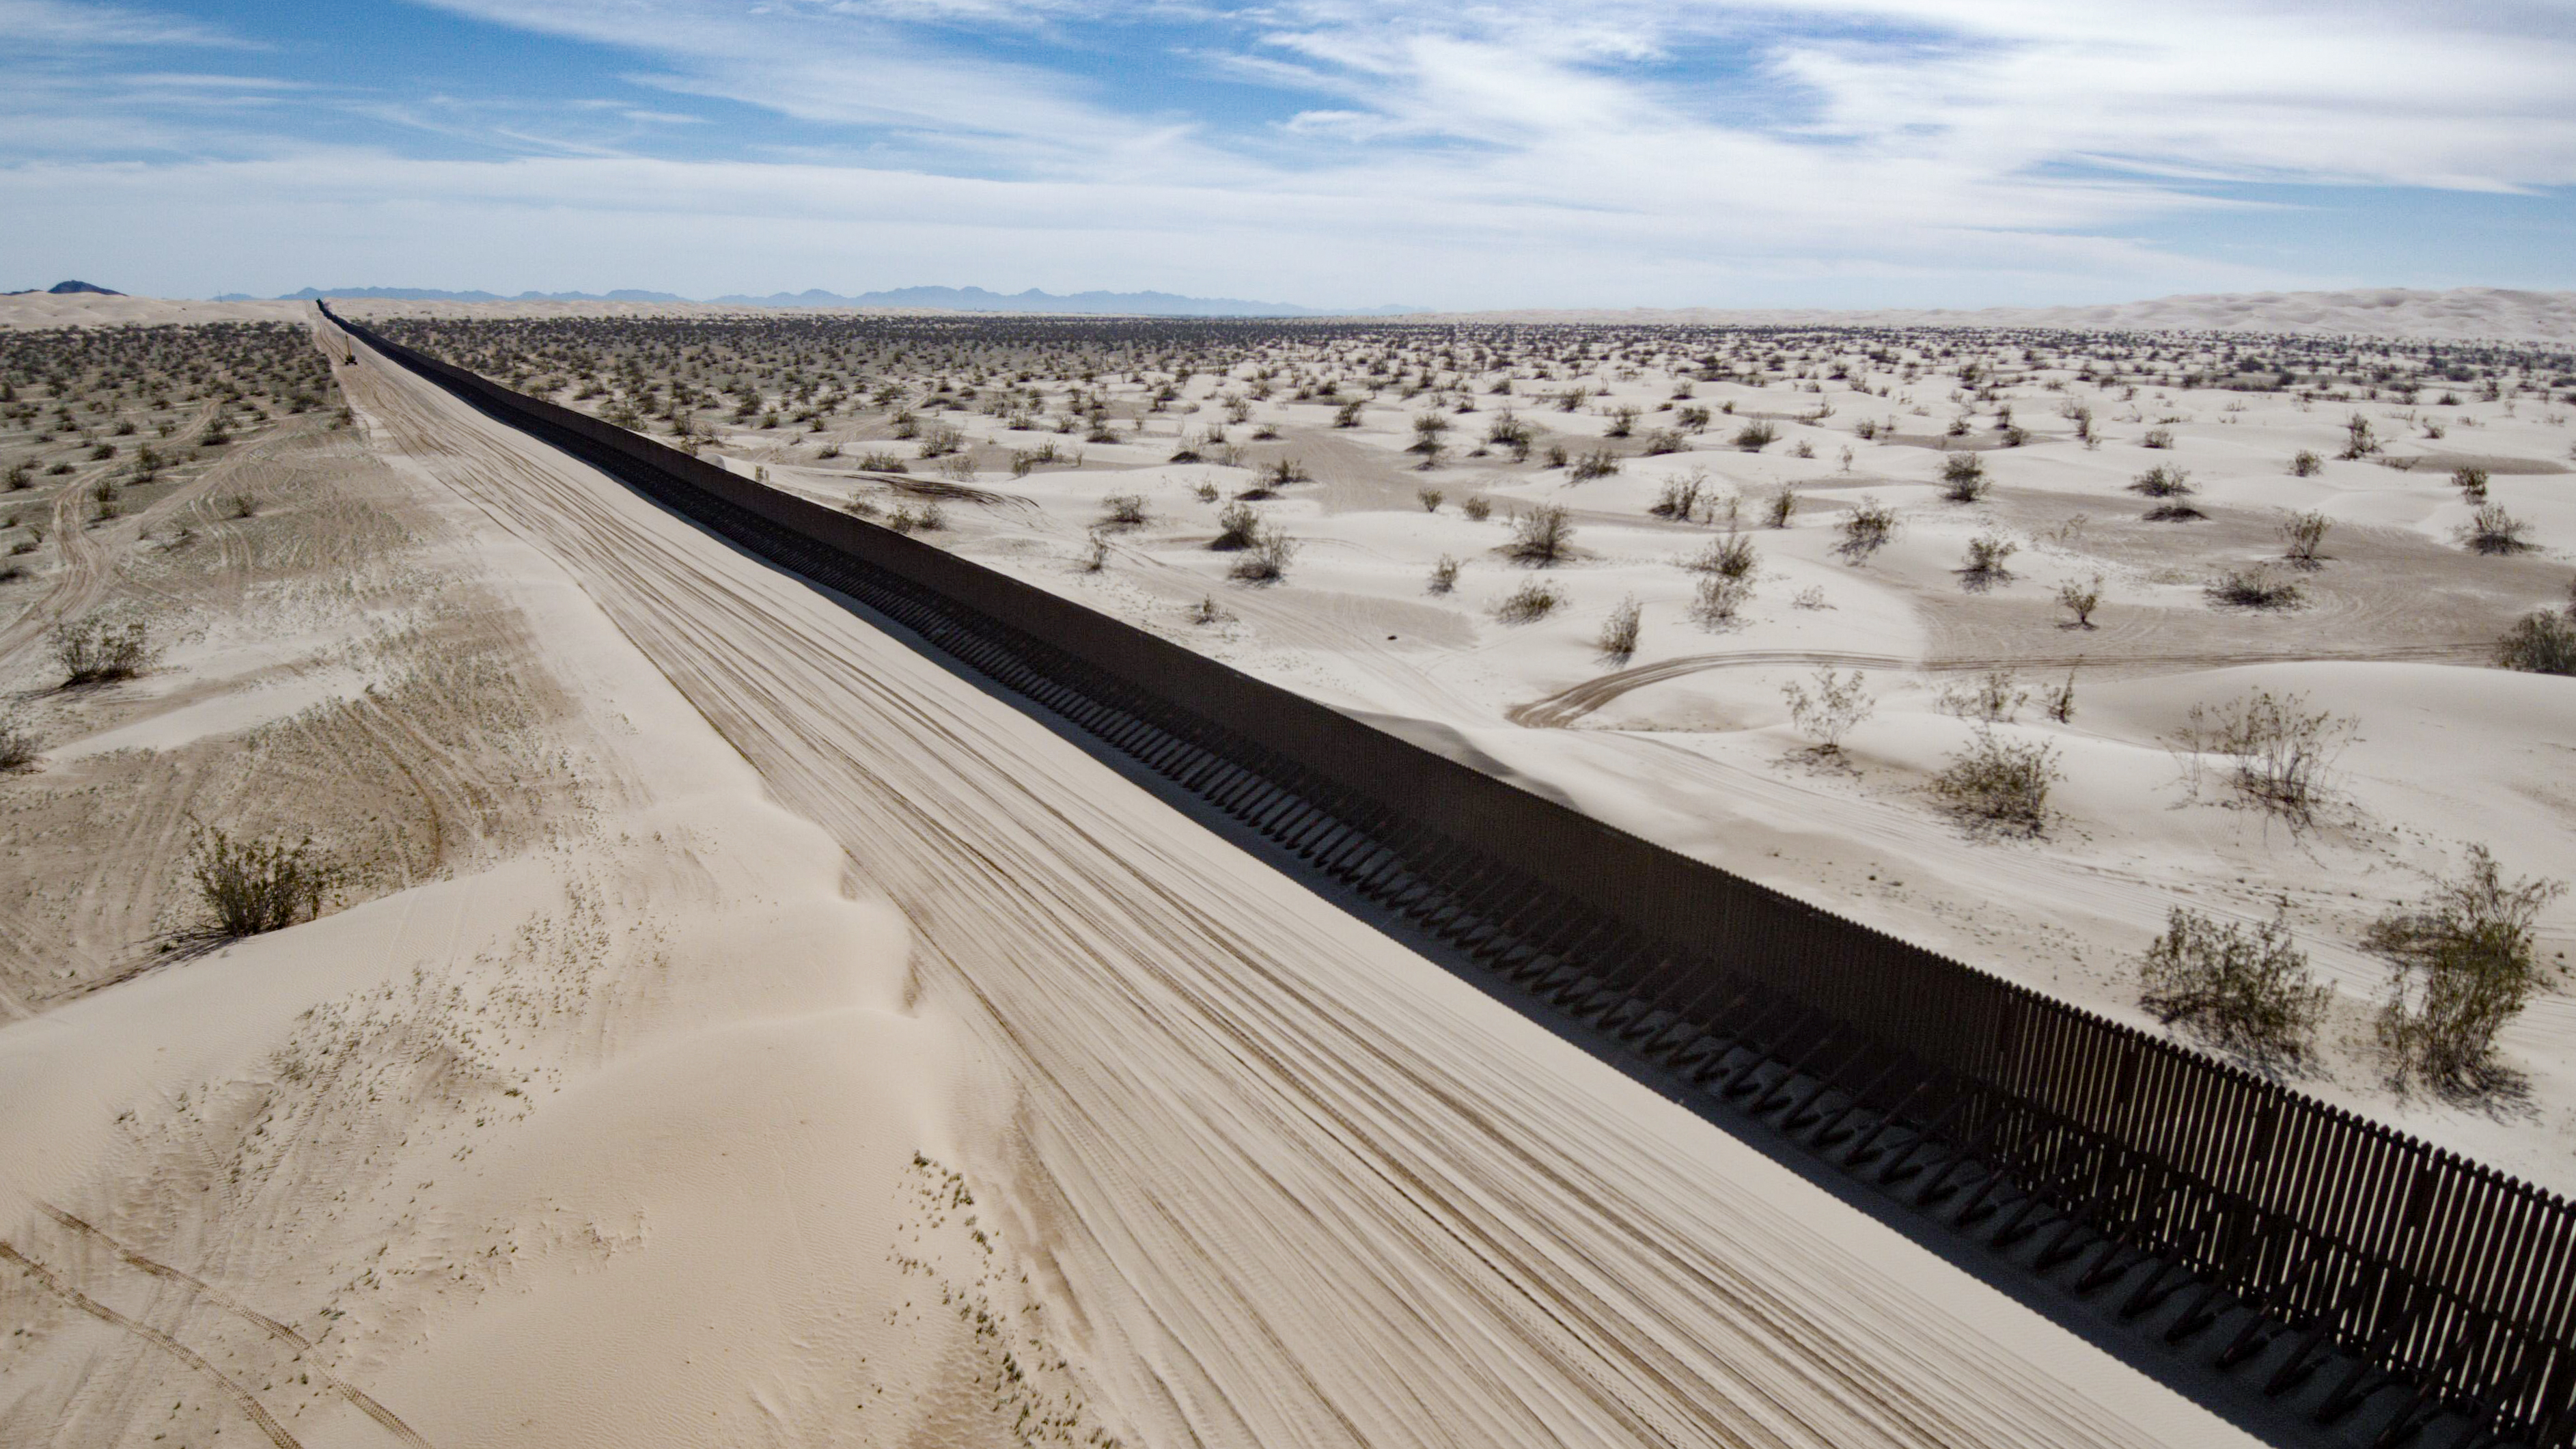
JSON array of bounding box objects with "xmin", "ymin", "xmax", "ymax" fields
[{"xmin": 36, "ymin": 319, "xmax": 2239, "ymax": 1444}]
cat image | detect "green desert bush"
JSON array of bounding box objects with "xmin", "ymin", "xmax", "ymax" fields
[
  {"xmin": 1210, "ymin": 500, "xmax": 1261, "ymax": 551},
  {"xmin": 1504, "ymin": 504, "xmax": 1575, "ymax": 565},
  {"xmin": 2492, "ymin": 610, "xmax": 2576, "ymax": 674},
  {"xmin": 2172, "ymin": 688, "xmax": 2355, "ymax": 825},
  {"xmin": 1494, "ymin": 578, "xmax": 1565, "ymax": 622},
  {"xmin": 54, "ymin": 615, "xmax": 151, "ymax": 685},
  {"xmin": 1781, "ymin": 667, "xmax": 1872, "ymax": 754},
  {"xmin": 1596, "ymin": 596, "xmax": 1642, "ymax": 658},
  {"xmin": 1228, "ymin": 525, "xmax": 1296, "ymax": 583},
  {"xmin": 188, "ymin": 827, "xmax": 337, "ymax": 939},
  {"xmin": 2139, "ymin": 904, "xmax": 2333, "ymax": 1066},
  {"xmin": 1933, "ymin": 728, "xmax": 2059, "ymax": 835},
  {"xmin": 1939, "ymin": 452, "xmax": 1988, "ymax": 502},
  {"xmin": 1833, "ymin": 497, "xmax": 1898, "ymax": 563},
  {"xmin": 2369, "ymin": 847, "xmax": 2566, "ymax": 1092}
]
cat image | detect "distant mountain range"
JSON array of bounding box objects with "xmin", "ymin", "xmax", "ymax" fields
[
  {"xmin": 217, "ymin": 284, "xmax": 1409, "ymax": 317},
  {"xmin": 2, "ymin": 279, "xmax": 125, "ymax": 296}
]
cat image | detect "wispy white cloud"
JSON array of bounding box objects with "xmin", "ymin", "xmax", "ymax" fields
[
  {"xmin": 6, "ymin": 0, "xmax": 2573, "ymax": 303},
  {"xmin": 0, "ymin": 0, "xmax": 252, "ymax": 48}
]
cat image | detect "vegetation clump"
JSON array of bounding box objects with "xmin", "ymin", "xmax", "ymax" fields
[
  {"xmin": 2369, "ymin": 847, "xmax": 2565, "ymax": 1093},
  {"xmin": 2172, "ymin": 688, "xmax": 2355, "ymax": 825},
  {"xmin": 1503, "ymin": 505, "xmax": 1575, "ymax": 566},
  {"xmin": 1933, "ymin": 728, "xmax": 2059, "ymax": 835},
  {"xmin": 2204, "ymin": 565, "xmax": 2303, "ymax": 609},
  {"xmin": 187, "ymin": 827, "xmax": 338, "ymax": 941},
  {"xmin": 1596, "ymin": 596, "xmax": 1642, "ymax": 659},
  {"xmin": 2493, "ymin": 609, "xmax": 2576, "ymax": 674},
  {"xmin": 2139, "ymin": 904, "xmax": 2333, "ymax": 1066},
  {"xmin": 1833, "ymin": 497, "xmax": 1897, "ymax": 564},
  {"xmin": 54, "ymin": 615, "xmax": 151, "ymax": 685},
  {"xmin": 1939, "ymin": 453, "xmax": 1988, "ymax": 502},
  {"xmin": 1494, "ymin": 579, "xmax": 1565, "ymax": 622},
  {"xmin": 1781, "ymin": 667, "xmax": 1872, "ymax": 756},
  {"xmin": 1228, "ymin": 525, "xmax": 1297, "ymax": 583}
]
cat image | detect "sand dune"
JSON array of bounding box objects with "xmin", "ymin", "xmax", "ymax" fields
[
  {"xmin": 1417, "ymin": 287, "xmax": 2576, "ymax": 341},
  {"xmin": 230, "ymin": 318, "xmax": 2273, "ymax": 1445}
]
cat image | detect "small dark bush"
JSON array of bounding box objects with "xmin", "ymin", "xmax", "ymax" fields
[
  {"xmin": 2129, "ymin": 465, "xmax": 2193, "ymax": 497},
  {"xmin": 54, "ymin": 616, "xmax": 150, "ymax": 685},
  {"xmin": 2205, "ymin": 566, "xmax": 2302, "ymax": 609},
  {"xmin": 1504, "ymin": 505, "xmax": 1575, "ymax": 565},
  {"xmin": 2139, "ymin": 904, "xmax": 2332, "ymax": 1066},
  {"xmin": 1494, "ymin": 578, "xmax": 1564, "ymax": 622},
  {"xmin": 2370, "ymin": 846, "xmax": 2566, "ymax": 1092},
  {"xmin": 2493, "ymin": 610, "xmax": 2576, "ymax": 674},
  {"xmin": 1939, "ymin": 453, "xmax": 1988, "ymax": 502},
  {"xmin": 1228, "ymin": 525, "xmax": 1296, "ymax": 583},
  {"xmin": 188, "ymin": 827, "xmax": 337, "ymax": 940},
  {"xmin": 2459, "ymin": 503, "xmax": 2532, "ymax": 555},
  {"xmin": 1731, "ymin": 420, "xmax": 1777, "ymax": 452},
  {"xmin": 1210, "ymin": 500, "xmax": 1261, "ymax": 550},
  {"xmin": 1834, "ymin": 497, "xmax": 1897, "ymax": 563},
  {"xmin": 1596, "ymin": 596, "xmax": 1641, "ymax": 658},
  {"xmin": 1933, "ymin": 728, "xmax": 2059, "ymax": 835}
]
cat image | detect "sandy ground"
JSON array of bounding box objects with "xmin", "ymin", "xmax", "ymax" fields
[
  {"xmin": 0, "ymin": 310, "xmax": 2283, "ymax": 1444},
  {"xmin": 1415, "ymin": 288, "xmax": 2576, "ymax": 342},
  {"xmin": 612, "ymin": 334, "xmax": 2576, "ymax": 1195}
]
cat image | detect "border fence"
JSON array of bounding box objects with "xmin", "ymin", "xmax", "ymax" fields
[{"xmin": 328, "ymin": 304, "xmax": 2575, "ymax": 1447}]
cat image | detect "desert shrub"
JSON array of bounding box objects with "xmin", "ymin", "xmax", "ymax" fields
[
  {"xmin": 1210, "ymin": 501, "xmax": 1261, "ymax": 550},
  {"xmin": 1958, "ymin": 533, "xmax": 2016, "ymax": 588},
  {"xmin": 2338, "ymin": 413, "xmax": 2377, "ymax": 460},
  {"xmin": 1639, "ymin": 428, "xmax": 1689, "ymax": 456},
  {"xmin": 855, "ymin": 449, "xmax": 910, "ymax": 472},
  {"xmin": 1417, "ymin": 487, "xmax": 1444, "ymax": 512},
  {"xmin": 2129, "ymin": 465, "xmax": 2193, "ymax": 497},
  {"xmin": 2205, "ymin": 566, "xmax": 2303, "ymax": 609},
  {"xmin": 2452, "ymin": 465, "xmax": 2489, "ymax": 499},
  {"xmin": 887, "ymin": 501, "xmax": 947, "ymax": 534},
  {"xmin": 2280, "ymin": 510, "xmax": 2331, "ymax": 565},
  {"xmin": 917, "ymin": 423, "xmax": 967, "ymax": 458},
  {"xmin": 0, "ymin": 714, "xmax": 36, "ymax": 771},
  {"xmin": 188, "ymin": 827, "xmax": 336, "ymax": 939},
  {"xmin": 1079, "ymin": 528, "xmax": 1110, "ymax": 572},
  {"xmin": 1568, "ymin": 447, "xmax": 1620, "ymax": 482},
  {"xmin": 1732, "ymin": 420, "xmax": 1777, "ymax": 452},
  {"xmin": 1834, "ymin": 497, "xmax": 1898, "ymax": 563},
  {"xmin": 1939, "ymin": 452, "xmax": 1988, "ymax": 502},
  {"xmin": 1688, "ymin": 532, "xmax": 1758, "ymax": 580},
  {"xmin": 1099, "ymin": 493, "xmax": 1150, "ymax": 528},
  {"xmin": 2458, "ymin": 503, "xmax": 2532, "ymax": 555},
  {"xmin": 1504, "ymin": 505, "xmax": 1575, "ymax": 565},
  {"xmin": 2138, "ymin": 905, "xmax": 2333, "ymax": 1066},
  {"xmin": 2043, "ymin": 670, "xmax": 2077, "ymax": 723},
  {"xmin": 1650, "ymin": 473, "xmax": 1704, "ymax": 521},
  {"xmin": 1781, "ymin": 667, "xmax": 1872, "ymax": 754},
  {"xmin": 1596, "ymin": 596, "xmax": 1642, "ymax": 658},
  {"xmin": 2140, "ymin": 428, "xmax": 2175, "ymax": 450},
  {"xmin": 1542, "ymin": 443, "xmax": 1570, "ymax": 469},
  {"xmin": 1494, "ymin": 578, "xmax": 1565, "ymax": 622},
  {"xmin": 1485, "ymin": 413, "xmax": 1534, "ymax": 460},
  {"xmin": 2493, "ymin": 610, "xmax": 2576, "ymax": 674},
  {"xmin": 1691, "ymin": 572, "xmax": 1751, "ymax": 628},
  {"xmin": 1228, "ymin": 525, "xmax": 1297, "ymax": 583},
  {"xmin": 1937, "ymin": 667, "xmax": 2025, "ymax": 723},
  {"xmin": 1461, "ymin": 496, "xmax": 1492, "ymax": 521},
  {"xmin": 1333, "ymin": 398, "xmax": 1366, "ymax": 428},
  {"xmin": 1188, "ymin": 595, "xmax": 1232, "ymax": 625},
  {"xmin": 2144, "ymin": 502, "xmax": 2207, "ymax": 521},
  {"xmin": 2289, "ymin": 450, "xmax": 2322, "ymax": 477},
  {"xmin": 2369, "ymin": 846, "xmax": 2566, "ymax": 1092},
  {"xmin": 1762, "ymin": 485, "xmax": 1796, "ymax": 529},
  {"xmin": 1933, "ymin": 728, "xmax": 2059, "ymax": 834},
  {"xmin": 2056, "ymin": 574, "xmax": 2104, "ymax": 629},
  {"xmin": 1428, "ymin": 554, "xmax": 1460, "ymax": 594},
  {"xmin": 54, "ymin": 616, "xmax": 150, "ymax": 685},
  {"xmin": 2172, "ymin": 689, "xmax": 2355, "ymax": 823}
]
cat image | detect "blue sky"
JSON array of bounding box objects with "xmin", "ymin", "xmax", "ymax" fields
[{"xmin": 4, "ymin": 0, "xmax": 2573, "ymax": 309}]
